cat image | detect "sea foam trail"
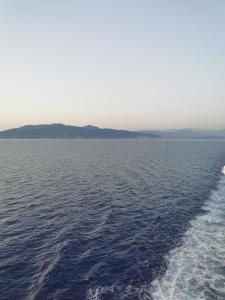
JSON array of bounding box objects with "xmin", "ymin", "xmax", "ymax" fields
[{"xmin": 151, "ymin": 175, "xmax": 225, "ymax": 300}]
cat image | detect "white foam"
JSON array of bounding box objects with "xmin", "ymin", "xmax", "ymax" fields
[
  {"xmin": 151, "ymin": 176, "xmax": 225, "ymax": 300},
  {"xmin": 222, "ymin": 166, "xmax": 225, "ymax": 175},
  {"xmin": 86, "ymin": 285, "xmax": 152, "ymax": 300},
  {"xmin": 86, "ymin": 175, "xmax": 225, "ymax": 300},
  {"xmin": 87, "ymin": 286, "xmax": 115, "ymax": 300}
]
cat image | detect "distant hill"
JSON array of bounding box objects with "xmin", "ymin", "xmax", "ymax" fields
[
  {"xmin": 0, "ymin": 124, "xmax": 158, "ymax": 139},
  {"xmin": 1, "ymin": 124, "xmax": 224, "ymax": 139},
  {"xmin": 140, "ymin": 129, "xmax": 225, "ymax": 139}
]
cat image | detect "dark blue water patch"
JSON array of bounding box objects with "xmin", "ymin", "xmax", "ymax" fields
[{"xmin": 0, "ymin": 139, "xmax": 225, "ymax": 300}]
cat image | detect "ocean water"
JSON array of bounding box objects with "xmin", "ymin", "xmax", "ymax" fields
[
  {"xmin": 151, "ymin": 175, "xmax": 225, "ymax": 300},
  {"xmin": 0, "ymin": 139, "xmax": 225, "ymax": 300}
]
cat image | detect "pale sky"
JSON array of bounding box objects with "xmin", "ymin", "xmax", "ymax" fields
[{"xmin": 0, "ymin": 0, "xmax": 225, "ymax": 131}]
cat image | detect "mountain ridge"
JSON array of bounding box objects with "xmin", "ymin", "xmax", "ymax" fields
[
  {"xmin": 1, "ymin": 124, "xmax": 225, "ymax": 139},
  {"xmin": 140, "ymin": 128, "xmax": 225, "ymax": 138},
  {"xmin": 0, "ymin": 124, "xmax": 158, "ymax": 139}
]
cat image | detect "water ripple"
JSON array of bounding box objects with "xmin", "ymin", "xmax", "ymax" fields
[{"xmin": 0, "ymin": 139, "xmax": 225, "ymax": 299}]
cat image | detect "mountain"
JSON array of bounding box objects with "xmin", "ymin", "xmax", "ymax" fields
[
  {"xmin": 1, "ymin": 124, "xmax": 224, "ymax": 139},
  {"xmin": 0, "ymin": 124, "xmax": 158, "ymax": 139},
  {"xmin": 140, "ymin": 129, "xmax": 225, "ymax": 139}
]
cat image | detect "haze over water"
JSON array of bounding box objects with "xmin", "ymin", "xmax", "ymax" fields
[{"xmin": 1, "ymin": 139, "xmax": 225, "ymax": 299}]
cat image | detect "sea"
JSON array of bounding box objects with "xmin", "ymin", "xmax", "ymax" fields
[{"xmin": 0, "ymin": 139, "xmax": 225, "ymax": 300}]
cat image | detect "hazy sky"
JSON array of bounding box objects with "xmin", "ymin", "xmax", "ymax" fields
[{"xmin": 1, "ymin": 0, "xmax": 225, "ymax": 131}]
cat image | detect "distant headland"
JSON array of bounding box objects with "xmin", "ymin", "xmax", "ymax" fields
[
  {"xmin": 0, "ymin": 124, "xmax": 158, "ymax": 139},
  {"xmin": 0, "ymin": 124, "xmax": 225, "ymax": 139}
]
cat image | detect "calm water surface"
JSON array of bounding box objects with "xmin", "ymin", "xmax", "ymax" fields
[{"xmin": 0, "ymin": 139, "xmax": 225, "ymax": 300}]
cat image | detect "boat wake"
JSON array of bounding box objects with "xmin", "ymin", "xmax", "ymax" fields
[
  {"xmin": 151, "ymin": 174, "xmax": 225, "ymax": 300},
  {"xmin": 87, "ymin": 172, "xmax": 225, "ymax": 300}
]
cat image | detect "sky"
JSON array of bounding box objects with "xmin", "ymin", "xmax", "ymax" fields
[{"xmin": 0, "ymin": 0, "xmax": 225, "ymax": 131}]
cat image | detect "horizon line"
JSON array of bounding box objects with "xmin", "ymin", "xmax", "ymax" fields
[{"xmin": 0, "ymin": 123, "xmax": 225, "ymax": 133}]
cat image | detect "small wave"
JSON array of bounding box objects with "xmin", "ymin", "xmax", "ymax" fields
[
  {"xmin": 86, "ymin": 174, "xmax": 225, "ymax": 300},
  {"xmin": 151, "ymin": 175, "xmax": 225, "ymax": 300}
]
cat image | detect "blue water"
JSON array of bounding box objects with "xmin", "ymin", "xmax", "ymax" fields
[{"xmin": 0, "ymin": 139, "xmax": 225, "ymax": 300}]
